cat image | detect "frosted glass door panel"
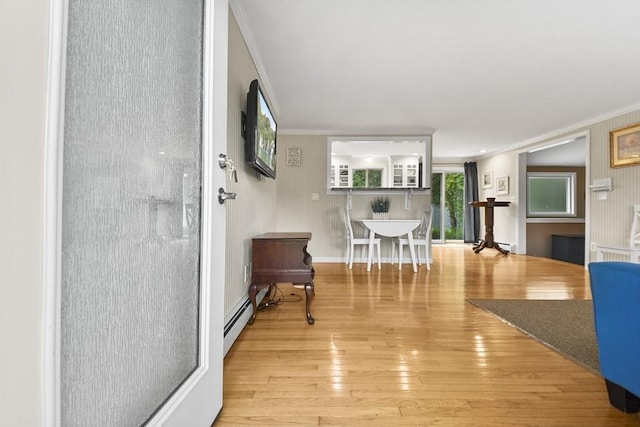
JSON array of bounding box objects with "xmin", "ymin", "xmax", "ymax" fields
[{"xmin": 61, "ymin": 1, "xmax": 203, "ymax": 425}]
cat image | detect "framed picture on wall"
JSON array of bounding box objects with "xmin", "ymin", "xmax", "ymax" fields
[
  {"xmin": 482, "ymin": 170, "xmax": 493, "ymax": 188},
  {"xmin": 496, "ymin": 176, "xmax": 509, "ymax": 195},
  {"xmin": 610, "ymin": 123, "xmax": 640, "ymax": 168}
]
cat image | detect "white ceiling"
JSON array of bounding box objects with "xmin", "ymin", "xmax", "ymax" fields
[{"xmin": 231, "ymin": 0, "xmax": 640, "ymax": 162}]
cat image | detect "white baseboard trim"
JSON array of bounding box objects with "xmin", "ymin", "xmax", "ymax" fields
[
  {"xmin": 313, "ymin": 257, "xmax": 345, "ymax": 263},
  {"xmin": 223, "ymin": 289, "xmax": 267, "ymax": 355},
  {"xmin": 313, "ymin": 256, "xmax": 422, "ymax": 264},
  {"xmin": 314, "ymin": 256, "xmax": 387, "ymax": 264},
  {"xmin": 496, "ymin": 242, "xmax": 514, "ymax": 252}
]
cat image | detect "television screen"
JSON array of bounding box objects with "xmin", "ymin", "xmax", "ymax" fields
[{"xmin": 245, "ymin": 79, "xmax": 277, "ymax": 179}]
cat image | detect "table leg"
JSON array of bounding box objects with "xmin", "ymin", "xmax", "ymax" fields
[
  {"xmin": 407, "ymin": 233, "xmax": 418, "ymax": 273},
  {"xmin": 494, "ymin": 244, "xmax": 510, "ymax": 255},
  {"xmin": 473, "ymin": 240, "xmax": 487, "ymax": 253},
  {"xmin": 367, "ymin": 232, "xmax": 375, "ymax": 271}
]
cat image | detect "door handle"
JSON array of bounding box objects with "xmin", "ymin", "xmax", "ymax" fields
[
  {"xmin": 218, "ymin": 153, "xmax": 238, "ymax": 182},
  {"xmin": 218, "ymin": 187, "xmax": 237, "ymax": 204}
]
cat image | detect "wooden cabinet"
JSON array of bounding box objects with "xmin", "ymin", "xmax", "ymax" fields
[
  {"xmin": 249, "ymin": 232, "xmax": 315, "ymax": 324},
  {"xmin": 391, "ymin": 158, "xmax": 419, "ymax": 188}
]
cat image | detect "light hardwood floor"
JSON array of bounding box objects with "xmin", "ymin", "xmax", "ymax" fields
[{"xmin": 217, "ymin": 246, "xmax": 640, "ymax": 426}]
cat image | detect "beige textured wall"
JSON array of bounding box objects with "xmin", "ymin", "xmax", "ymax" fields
[
  {"xmin": 476, "ymin": 151, "xmax": 519, "ymax": 247},
  {"xmin": 526, "ymin": 223, "xmax": 585, "ymax": 258},
  {"xmin": 588, "ymin": 109, "xmax": 640, "ymax": 261},
  {"xmin": 276, "ymin": 134, "xmax": 432, "ymax": 261},
  {"xmin": 228, "ymin": 6, "xmax": 640, "ymax": 303},
  {"xmin": 224, "ymin": 13, "xmax": 278, "ymax": 316},
  {"xmin": 0, "ymin": 2, "xmax": 49, "ymax": 425},
  {"xmin": 518, "ymin": 109, "xmax": 640, "ymax": 263},
  {"xmin": 478, "ymin": 108, "xmax": 640, "ymax": 260}
]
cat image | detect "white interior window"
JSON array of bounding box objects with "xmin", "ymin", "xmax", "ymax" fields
[{"xmin": 527, "ymin": 172, "xmax": 576, "ymax": 217}]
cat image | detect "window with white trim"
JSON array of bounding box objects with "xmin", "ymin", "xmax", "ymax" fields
[{"xmin": 527, "ymin": 172, "xmax": 576, "ymax": 217}]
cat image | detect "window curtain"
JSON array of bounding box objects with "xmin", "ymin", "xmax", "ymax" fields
[{"xmin": 464, "ymin": 162, "xmax": 480, "ymax": 243}]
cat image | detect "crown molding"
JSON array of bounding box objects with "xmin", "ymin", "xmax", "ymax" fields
[
  {"xmin": 483, "ymin": 102, "xmax": 640, "ymax": 159},
  {"xmin": 279, "ymin": 127, "xmax": 437, "ymax": 136}
]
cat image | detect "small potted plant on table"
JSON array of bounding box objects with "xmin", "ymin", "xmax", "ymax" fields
[{"xmin": 371, "ymin": 197, "xmax": 390, "ymax": 219}]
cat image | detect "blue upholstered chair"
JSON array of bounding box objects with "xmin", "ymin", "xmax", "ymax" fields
[{"xmin": 589, "ymin": 262, "xmax": 640, "ymax": 413}]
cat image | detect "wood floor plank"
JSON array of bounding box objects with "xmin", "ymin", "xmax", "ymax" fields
[{"xmin": 216, "ymin": 247, "xmax": 640, "ymax": 426}]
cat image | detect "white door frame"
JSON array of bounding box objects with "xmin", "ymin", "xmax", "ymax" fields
[
  {"xmin": 431, "ymin": 167, "xmax": 465, "ymax": 243},
  {"xmin": 42, "ymin": 1, "xmax": 228, "ymax": 425}
]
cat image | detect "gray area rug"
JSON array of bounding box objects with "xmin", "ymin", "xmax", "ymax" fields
[{"xmin": 467, "ymin": 299, "xmax": 600, "ymax": 374}]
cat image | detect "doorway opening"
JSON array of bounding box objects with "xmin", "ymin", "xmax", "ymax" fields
[{"xmin": 432, "ymin": 170, "xmax": 465, "ymax": 243}]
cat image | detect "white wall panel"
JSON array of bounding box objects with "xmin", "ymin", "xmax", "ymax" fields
[
  {"xmin": 476, "ymin": 151, "xmax": 519, "ymax": 246},
  {"xmin": 0, "ymin": 2, "xmax": 49, "ymax": 426}
]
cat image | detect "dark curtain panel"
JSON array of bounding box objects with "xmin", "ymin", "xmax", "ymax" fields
[{"xmin": 464, "ymin": 162, "xmax": 480, "ymax": 243}]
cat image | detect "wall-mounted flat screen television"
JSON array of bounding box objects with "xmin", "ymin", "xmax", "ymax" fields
[{"xmin": 244, "ymin": 79, "xmax": 277, "ymax": 179}]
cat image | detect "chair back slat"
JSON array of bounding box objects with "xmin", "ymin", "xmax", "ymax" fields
[
  {"xmin": 343, "ymin": 207, "xmax": 355, "ymax": 240},
  {"xmin": 631, "ymin": 204, "xmax": 640, "ymax": 248},
  {"xmin": 417, "ymin": 210, "xmax": 433, "ymax": 239}
]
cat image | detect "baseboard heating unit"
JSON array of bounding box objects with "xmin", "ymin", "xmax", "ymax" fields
[{"xmin": 223, "ymin": 289, "xmax": 267, "ymax": 355}]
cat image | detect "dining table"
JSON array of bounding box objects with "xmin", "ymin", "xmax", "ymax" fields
[{"xmin": 358, "ymin": 219, "xmax": 422, "ymax": 272}]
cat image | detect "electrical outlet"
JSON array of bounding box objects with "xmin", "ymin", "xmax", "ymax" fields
[
  {"xmin": 590, "ymin": 242, "xmax": 597, "ymax": 251},
  {"xmin": 243, "ymin": 264, "xmax": 250, "ymax": 283}
]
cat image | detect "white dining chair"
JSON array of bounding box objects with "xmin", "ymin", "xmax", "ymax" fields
[
  {"xmin": 596, "ymin": 204, "xmax": 640, "ymax": 263},
  {"xmin": 391, "ymin": 210, "xmax": 433, "ymax": 270},
  {"xmin": 343, "ymin": 207, "xmax": 381, "ymax": 269}
]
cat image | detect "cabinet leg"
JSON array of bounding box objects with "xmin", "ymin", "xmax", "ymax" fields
[
  {"xmin": 247, "ymin": 283, "xmax": 258, "ymax": 325},
  {"xmin": 305, "ymin": 282, "xmax": 315, "ymax": 325}
]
